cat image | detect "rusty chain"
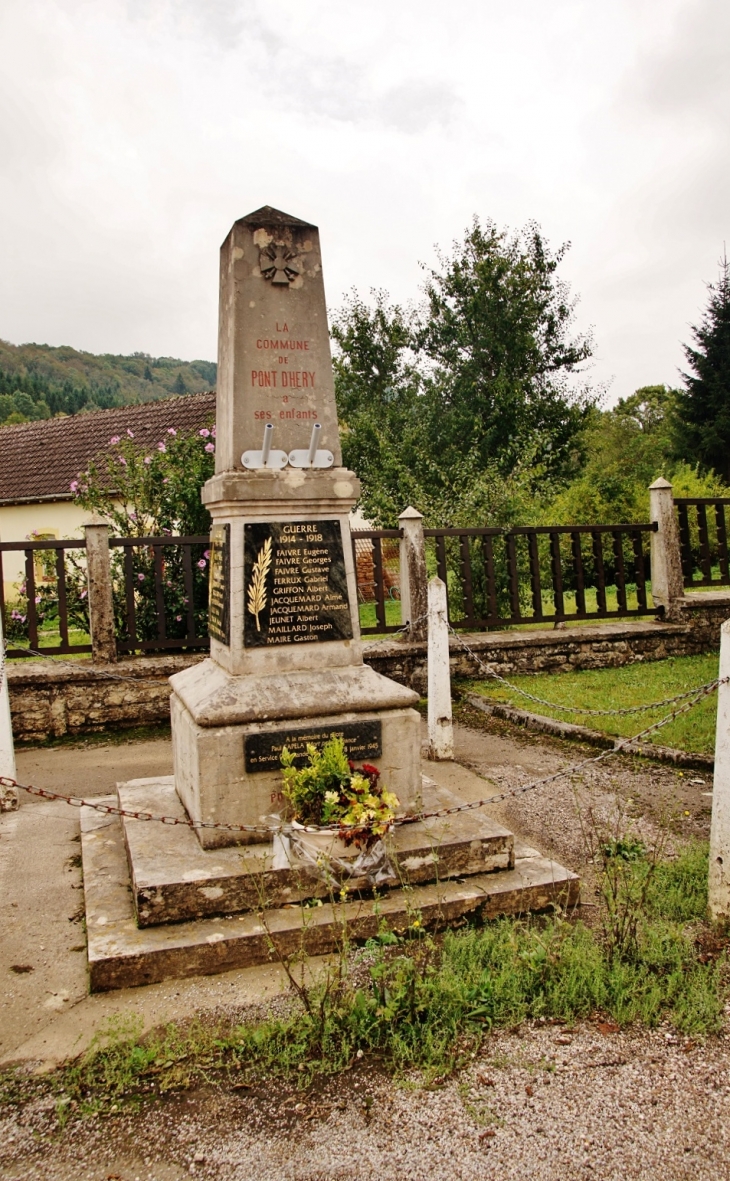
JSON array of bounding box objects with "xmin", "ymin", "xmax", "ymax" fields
[
  {"xmin": 1, "ymin": 670, "xmax": 718, "ymax": 835},
  {"xmin": 446, "ymin": 623, "xmax": 723, "ymax": 718}
]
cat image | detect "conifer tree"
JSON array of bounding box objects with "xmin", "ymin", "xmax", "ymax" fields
[{"xmin": 676, "ymin": 254, "xmax": 730, "ymax": 480}]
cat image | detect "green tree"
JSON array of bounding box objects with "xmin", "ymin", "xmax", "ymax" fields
[
  {"xmin": 331, "ymin": 219, "xmax": 595, "ymax": 525},
  {"xmin": 332, "ymin": 291, "xmax": 427, "ymax": 523},
  {"xmin": 172, "ymin": 372, "xmax": 187, "ymax": 395},
  {"xmin": 12, "ymin": 391, "xmax": 37, "ymax": 419},
  {"xmin": 71, "ymin": 422, "xmax": 216, "ymax": 646},
  {"xmin": 543, "ymin": 386, "xmax": 727, "ymax": 525},
  {"xmin": 418, "ymin": 217, "xmax": 595, "ymax": 482},
  {"xmin": 73, "ymin": 422, "xmax": 215, "ymax": 536},
  {"xmin": 675, "ymin": 255, "xmax": 730, "ymax": 480}
]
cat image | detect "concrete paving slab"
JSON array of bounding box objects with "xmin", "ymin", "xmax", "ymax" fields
[
  {"xmin": 15, "ymin": 736, "xmax": 174, "ymax": 798},
  {"xmin": 1, "ymin": 957, "xmax": 313, "ymax": 1073},
  {"xmin": 0, "ymin": 800, "xmax": 88, "ymax": 1063}
]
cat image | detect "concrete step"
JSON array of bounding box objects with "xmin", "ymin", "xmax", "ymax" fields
[
  {"xmin": 81, "ymin": 798, "xmax": 579, "ymax": 992},
  {"xmin": 118, "ymin": 777, "xmax": 514, "ymax": 927}
]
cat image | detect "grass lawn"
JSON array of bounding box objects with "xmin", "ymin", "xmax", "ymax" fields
[
  {"xmin": 466, "ymin": 653, "xmax": 721, "ymax": 755},
  {"xmin": 6, "ymin": 625, "xmax": 91, "ymax": 658},
  {"xmin": 358, "ymin": 599, "xmax": 403, "ymax": 634}
]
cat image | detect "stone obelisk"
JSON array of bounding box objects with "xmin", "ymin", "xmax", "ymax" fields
[{"xmin": 169, "ymin": 208, "xmax": 421, "ymax": 847}]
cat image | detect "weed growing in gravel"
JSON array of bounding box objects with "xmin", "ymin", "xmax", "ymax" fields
[{"xmin": 0, "ymin": 847, "xmax": 724, "ymax": 1120}]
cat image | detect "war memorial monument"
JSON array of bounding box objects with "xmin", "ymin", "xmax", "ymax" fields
[{"xmin": 79, "ymin": 208, "xmax": 577, "ymax": 990}]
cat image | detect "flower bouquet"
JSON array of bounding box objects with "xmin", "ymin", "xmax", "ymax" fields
[{"xmin": 280, "ymin": 736, "xmax": 399, "ymax": 850}]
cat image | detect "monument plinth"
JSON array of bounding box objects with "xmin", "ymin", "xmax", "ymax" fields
[{"xmin": 169, "ymin": 206, "xmax": 422, "ymax": 847}]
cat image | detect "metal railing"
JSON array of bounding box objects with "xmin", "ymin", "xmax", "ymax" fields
[
  {"xmin": 0, "ymin": 538, "xmax": 91, "ymax": 657},
  {"xmin": 109, "ymin": 535, "xmax": 210, "ymax": 654},
  {"xmin": 676, "ymin": 497, "xmax": 730, "ymax": 588},
  {"xmin": 351, "ymin": 529, "xmax": 402, "ymax": 635},
  {"xmin": 1, "ymin": 517, "xmax": 662, "ymax": 658},
  {"xmin": 424, "ymin": 523, "xmax": 658, "ymax": 629},
  {"xmin": 0, "ymin": 534, "xmax": 210, "ymax": 658}
]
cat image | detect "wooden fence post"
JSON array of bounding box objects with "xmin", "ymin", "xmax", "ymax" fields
[
  {"xmin": 649, "ymin": 477, "xmax": 684, "ymax": 620},
  {"xmin": 427, "ymin": 576, "xmax": 454, "ymax": 760},
  {"xmin": 84, "ymin": 519, "xmax": 117, "ymax": 664},
  {"xmin": 399, "ymin": 506, "xmax": 428, "ymax": 642},
  {"xmin": 709, "ymin": 620, "xmax": 730, "ymax": 919}
]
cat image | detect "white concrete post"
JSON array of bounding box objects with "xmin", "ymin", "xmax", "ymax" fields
[
  {"xmin": 0, "ymin": 606, "xmax": 17, "ymax": 800},
  {"xmin": 649, "ymin": 477, "xmax": 685, "ymax": 621},
  {"xmin": 709, "ymin": 620, "xmax": 730, "ymax": 919},
  {"xmin": 427, "ymin": 576, "xmax": 453, "ymax": 760},
  {"xmin": 84, "ymin": 518, "xmax": 117, "ymax": 664},
  {"xmin": 399, "ymin": 505, "xmax": 428, "ymax": 642}
]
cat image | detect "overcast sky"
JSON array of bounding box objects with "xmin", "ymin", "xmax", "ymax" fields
[{"xmin": 0, "ymin": 0, "xmax": 727, "ymax": 404}]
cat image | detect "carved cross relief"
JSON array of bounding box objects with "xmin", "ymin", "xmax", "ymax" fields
[{"xmin": 259, "ymin": 243, "xmax": 302, "ymax": 285}]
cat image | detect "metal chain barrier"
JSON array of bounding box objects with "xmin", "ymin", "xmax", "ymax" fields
[
  {"xmin": 397, "ymin": 675, "xmax": 720, "ymax": 824},
  {"xmin": 447, "ymin": 623, "xmax": 722, "ymax": 718},
  {"xmin": 0, "ymin": 604, "xmax": 721, "ymax": 835},
  {"xmin": 1, "ymin": 671, "xmax": 719, "ymax": 836}
]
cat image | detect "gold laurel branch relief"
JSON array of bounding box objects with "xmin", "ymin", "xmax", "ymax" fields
[{"xmin": 247, "ymin": 536, "xmax": 273, "ymax": 631}]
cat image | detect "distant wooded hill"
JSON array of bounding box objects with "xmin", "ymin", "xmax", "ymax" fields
[{"xmin": 0, "ymin": 338, "xmax": 216, "ymax": 425}]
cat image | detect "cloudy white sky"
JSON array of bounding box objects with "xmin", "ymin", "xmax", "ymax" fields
[{"xmin": 0, "ymin": 0, "xmax": 727, "ymax": 403}]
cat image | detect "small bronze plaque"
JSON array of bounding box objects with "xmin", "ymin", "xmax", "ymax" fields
[
  {"xmin": 208, "ymin": 523, "xmax": 230, "ymax": 645},
  {"xmin": 243, "ymin": 520, "xmax": 353, "ymax": 647},
  {"xmin": 244, "ymin": 721, "xmax": 382, "ymax": 774}
]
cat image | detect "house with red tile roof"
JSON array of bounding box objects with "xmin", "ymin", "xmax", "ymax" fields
[{"xmin": 0, "ymin": 391, "xmax": 215, "ymax": 586}]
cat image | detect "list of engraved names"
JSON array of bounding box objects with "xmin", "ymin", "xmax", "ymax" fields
[{"xmin": 243, "ymin": 520, "xmax": 353, "ymax": 647}]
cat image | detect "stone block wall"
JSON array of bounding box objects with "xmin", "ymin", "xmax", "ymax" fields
[
  {"xmin": 7, "ymin": 654, "xmax": 205, "ymax": 743},
  {"xmin": 366, "ymin": 597, "xmax": 729, "ymax": 696},
  {"xmin": 6, "ymin": 593, "xmax": 728, "ymax": 744}
]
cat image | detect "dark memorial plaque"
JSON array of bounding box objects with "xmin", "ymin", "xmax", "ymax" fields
[
  {"xmin": 243, "ymin": 520, "xmax": 353, "ymax": 647},
  {"xmin": 208, "ymin": 523, "xmax": 230, "ymax": 644},
  {"xmin": 245, "ymin": 720, "xmax": 382, "ymax": 773}
]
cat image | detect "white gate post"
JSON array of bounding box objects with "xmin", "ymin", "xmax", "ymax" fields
[
  {"xmin": 399, "ymin": 506, "xmax": 428, "ymax": 642},
  {"xmin": 649, "ymin": 477, "xmax": 684, "ymax": 620},
  {"xmin": 0, "ymin": 607, "xmax": 17, "ymax": 792},
  {"xmin": 709, "ymin": 620, "xmax": 730, "ymax": 919},
  {"xmin": 427, "ymin": 576, "xmax": 453, "ymax": 760}
]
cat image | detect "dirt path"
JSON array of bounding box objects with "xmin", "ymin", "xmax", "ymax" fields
[
  {"xmin": 3, "ymin": 1024, "xmax": 730, "ymax": 1181},
  {"xmin": 453, "ymin": 702, "xmax": 713, "ymax": 868}
]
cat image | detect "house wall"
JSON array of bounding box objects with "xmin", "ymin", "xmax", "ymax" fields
[{"xmin": 0, "ymin": 501, "xmax": 105, "ymax": 593}]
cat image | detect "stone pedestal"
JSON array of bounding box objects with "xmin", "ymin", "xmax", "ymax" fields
[
  {"xmin": 170, "ymin": 662, "xmax": 421, "ymax": 848},
  {"xmin": 169, "ymin": 207, "xmax": 422, "ymax": 847}
]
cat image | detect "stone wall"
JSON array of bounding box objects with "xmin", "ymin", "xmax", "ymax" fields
[
  {"xmin": 7, "ymin": 593, "xmax": 729, "ymax": 743},
  {"xmin": 7, "ymin": 654, "xmax": 206, "ymax": 743},
  {"xmin": 366, "ymin": 595, "xmax": 730, "ymax": 695}
]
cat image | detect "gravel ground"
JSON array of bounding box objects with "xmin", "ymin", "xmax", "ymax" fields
[
  {"xmin": 453, "ymin": 704, "xmax": 714, "ymax": 872},
  {"xmin": 2, "ymin": 712, "xmax": 726, "ymax": 1179},
  {"xmin": 2, "ymin": 1022, "xmax": 730, "ymax": 1180}
]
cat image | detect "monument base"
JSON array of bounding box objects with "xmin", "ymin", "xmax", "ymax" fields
[
  {"xmin": 169, "ymin": 659, "xmax": 423, "ymax": 848},
  {"xmin": 80, "ymin": 773, "xmax": 580, "ymax": 992},
  {"xmin": 117, "ymin": 777, "xmax": 514, "ymax": 926}
]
